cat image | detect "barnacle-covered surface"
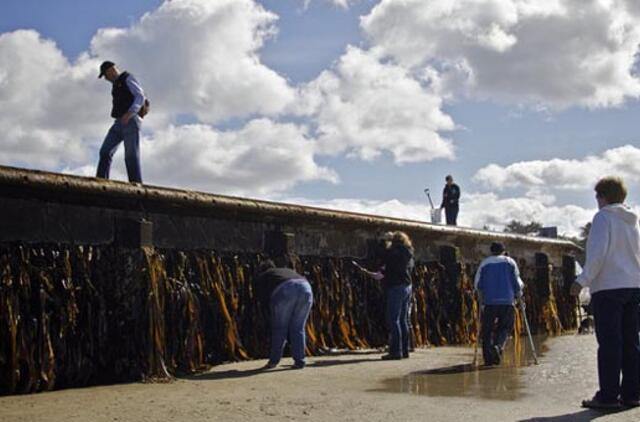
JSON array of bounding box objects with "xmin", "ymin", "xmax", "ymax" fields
[{"xmin": 0, "ymin": 244, "xmax": 576, "ymax": 395}]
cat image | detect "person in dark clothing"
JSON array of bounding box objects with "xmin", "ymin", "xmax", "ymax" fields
[
  {"xmin": 381, "ymin": 231, "xmax": 415, "ymax": 360},
  {"xmin": 441, "ymin": 175, "xmax": 460, "ymax": 226},
  {"xmin": 96, "ymin": 61, "xmax": 146, "ymax": 183},
  {"xmin": 254, "ymin": 256, "xmax": 313, "ymax": 369},
  {"xmin": 474, "ymin": 242, "xmax": 523, "ymax": 365}
]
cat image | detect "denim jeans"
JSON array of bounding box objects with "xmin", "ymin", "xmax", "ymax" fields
[
  {"xmin": 386, "ymin": 284, "xmax": 412, "ymax": 357},
  {"xmin": 481, "ymin": 304, "xmax": 515, "ymax": 364},
  {"xmin": 269, "ymin": 279, "xmax": 313, "ymax": 365},
  {"xmin": 591, "ymin": 288, "xmax": 640, "ymax": 402},
  {"xmin": 96, "ymin": 117, "xmax": 142, "ymax": 183}
]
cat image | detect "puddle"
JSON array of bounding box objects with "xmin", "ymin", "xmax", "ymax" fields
[{"xmin": 372, "ymin": 335, "xmax": 549, "ymax": 401}]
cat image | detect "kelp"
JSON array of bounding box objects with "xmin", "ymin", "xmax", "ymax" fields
[{"xmin": 0, "ymin": 243, "xmax": 577, "ymax": 395}]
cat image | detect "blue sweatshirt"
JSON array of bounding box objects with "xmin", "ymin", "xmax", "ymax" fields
[{"xmin": 474, "ymin": 255, "xmax": 524, "ymax": 305}]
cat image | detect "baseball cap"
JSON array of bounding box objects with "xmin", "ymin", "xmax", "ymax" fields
[{"xmin": 98, "ymin": 61, "xmax": 115, "ymax": 78}]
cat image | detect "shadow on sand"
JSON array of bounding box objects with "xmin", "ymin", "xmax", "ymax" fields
[
  {"xmin": 185, "ymin": 357, "xmax": 382, "ymax": 381},
  {"xmin": 517, "ymin": 408, "xmax": 632, "ymax": 421}
]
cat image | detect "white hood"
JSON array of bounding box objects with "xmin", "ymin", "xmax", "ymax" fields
[{"xmin": 577, "ymin": 203, "xmax": 640, "ymax": 293}]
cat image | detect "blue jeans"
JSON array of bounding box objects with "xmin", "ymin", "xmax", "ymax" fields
[
  {"xmin": 481, "ymin": 304, "xmax": 515, "ymax": 364},
  {"xmin": 96, "ymin": 118, "xmax": 142, "ymax": 183},
  {"xmin": 386, "ymin": 284, "xmax": 412, "ymax": 357},
  {"xmin": 592, "ymin": 288, "xmax": 640, "ymax": 402},
  {"xmin": 269, "ymin": 279, "xmax": 313, "ymax": 365}
]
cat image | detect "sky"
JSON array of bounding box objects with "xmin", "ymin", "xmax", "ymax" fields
[{"xmin": 1, "ymin": 0, "xmax": 640, "ymax": 236}]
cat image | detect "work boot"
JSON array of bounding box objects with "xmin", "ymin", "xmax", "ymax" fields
[{"xmin": 381, "ymin": 354, "xmax": 402, "ymax": 360}]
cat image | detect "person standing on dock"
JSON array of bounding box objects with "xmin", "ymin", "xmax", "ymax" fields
[
  {"xmin": 475, "ymin": 242, "xmax": 523, "ymax": 366},
  {"xmin": 570, "ymin": 176, "xmax": 640, "ymax": 410},
  {"xmin": 96, "ymin": 61, "xmax": 148, "ymax": 183},
  {"xmin": 255, "ymin": 255, "xmax": 314, "ymax": 369},
  {"xmin": 441, "ymin": 175, "xmax": 460, "ymax": 226}
]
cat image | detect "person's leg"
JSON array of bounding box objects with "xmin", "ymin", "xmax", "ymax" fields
[
  {"xmin": 96, "ymin": 121, "xmax": 122, "ymax": 179},
  {"xmin": 399, "ymin": 285, "xmax": 412, "ymax": 358},
  {"xmin": 122, "ymin": 118, "xmax": 142, "ymax": 183},
  {"xmin": 481, "ymin": 305, "xmax": 497, "ymax": 365},
  {"xmin": 620, "ymin": 289, "xmax": 640, "ymax": 403},
  {"xmin": 288, "ymin": 281, "xmax": 314, "ymax": 367},
  {"xmin": 592, "ymin": 289, "xmax": 624, "ymax": 403},
  {"xmin": 494, "ymin": 305, "xmax": 515, "ymax": 351},
  {"xmin": 385, "ymin": 285, "xmax": 404, "ymax": 358},
  {"xmin": 451, "ymin": 206, "xmax": 459, "ymax": 226},
  {"xmin": 269, "ymin": 282, "xmax": 296, "ymax": 365},
  {"xmin": 445, "ymin": 207, "xmax": 453, "ymax": 225}
]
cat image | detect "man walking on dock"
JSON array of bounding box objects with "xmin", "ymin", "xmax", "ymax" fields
[
  {"xmin": 96, "ymin": 61, "xmax": 147, "ymax": 183},
  {"xmin": 475, "ymin": 242, "xmax": 523, "ymax": 365}
]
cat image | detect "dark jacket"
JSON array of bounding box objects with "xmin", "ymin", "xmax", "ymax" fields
[
  {"xmin": 254, "ymin": 267, "xmax": 305, "ymax": 306},
  {"xmin": 383, "ymin": 244, "xmax": 414, "ymax": 287},
  {"xmin": 111, "ymin": 71, "xmax": 134, "ymax": 118},
  {"xmin": 441, "ymin": 183, "xmax": 460, "ymax": 209}
]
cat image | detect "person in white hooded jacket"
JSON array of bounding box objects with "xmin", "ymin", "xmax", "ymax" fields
[{"xmin": 570, "ymin": 176, "xmax": 640, "ymax": 410}]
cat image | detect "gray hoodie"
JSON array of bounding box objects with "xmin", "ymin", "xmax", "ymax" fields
[{"xmin": 577, "ymin": 204, "xmax": 640, "ymax": 294}]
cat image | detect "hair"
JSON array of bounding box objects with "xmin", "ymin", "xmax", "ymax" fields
[
  {"xmin": 273, "ymin": 253, "xmax": 297, "ymax": 269},
  {"xmin": 445, "ymin": 175, "xmax": 453, "ymax": 181},
  {"xmin": 257, "ymin": 259, "xmax": 276, "ymax": 274},
  {"xmin": 392, "ymin": 231, "xmax": 413, "ymax": 250},
  {"xmin": 595, "ymin": 176, "xmax": 627, "ymax": 205},
  {"xmin": 490, "ymin": 242, "xmax": 505, "ymax": 255}
]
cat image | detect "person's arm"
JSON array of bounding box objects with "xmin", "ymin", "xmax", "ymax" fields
[
  {"xmin": 122, "ymin": 74, "xmax": 145, "ymax": 124},
  {"xmin": 441, "ymin": 186, "xmax": 447, "ymax": 208},
  {"xmin": 451, "ymin": 185, "xmax": 460, "ymax": 202},
  {"xmin": 575, "ymin": 212, "xmax": 609, "ymax": 289},
  {"xmin": 474, "ymin": 260, "xmax": 485, "ymax": 291},
  {"xmin": 510, "ymin": 258, "xmax": 523, "ymax": 298},
  {"xmin": 474, "ymin": 262, "xmax": 485, "ymax": 308}
]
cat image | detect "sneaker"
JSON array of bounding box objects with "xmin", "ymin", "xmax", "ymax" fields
[
  {"xmin": 381, "ymin": 354, "xmax": 402, "ymax": 361},
  {"xmin": 492, "ymin": 345, "xmax": 502, "ymax": 365},
  {"xmin": 263, "ymin": 361, "xmax": 278, "ymax": 369},
  {"xmin": 402, "ymin": 352, "xmax": 410, "ymax": 359},
  {"xmin": 581, "ymin": 397, "xmax": 622, "ymax": 410},
  {"xmin": 292, "ymin": 361, "xmax": 306, "ymax": 370},
  {"xmin": 621, "ymin": 398, "xmax": 640, "ymax": 408}
]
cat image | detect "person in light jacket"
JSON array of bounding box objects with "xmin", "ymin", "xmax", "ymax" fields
[
  {"xmin": 570, "ymin": 176, "xmax": 640, "ymax": 410},
  {"xmin": 475, "ymin": 242, "xmax": 523, "ymax": 365}
]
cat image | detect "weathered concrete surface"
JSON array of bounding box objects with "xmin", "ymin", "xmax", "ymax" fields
[
  {"xmin": 0, "ymin": 165, "xmax": 579, "ymax": 262},
  {"xmin": 1, "ymin": 334, "xmax": 636, "ymax": 422}
]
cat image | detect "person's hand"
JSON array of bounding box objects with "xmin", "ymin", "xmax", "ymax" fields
[
  {"xmin": 121, "ymin": 113, "xmax": 132, "ymax": 125},
  {"xmin": 569, "ymin": 281, "xmax": 583, "ymax": 297}
]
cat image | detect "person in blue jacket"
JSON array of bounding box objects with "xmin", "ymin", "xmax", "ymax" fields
[{"xmin": 474, "ymin": 242, "xmax": 523, "ymax": 365}]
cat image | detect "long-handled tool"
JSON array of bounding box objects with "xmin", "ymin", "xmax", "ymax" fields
[
  {"xmin": 519, "ymin": 299, "xmax": 539, "ymax": 365},
  {"xmin": 472, "ymin": 299, "xmax": 481, "ymax": 368},
  {"xmin": 424, "ymin": 188, "xmax": 442, "ymax": 224}
]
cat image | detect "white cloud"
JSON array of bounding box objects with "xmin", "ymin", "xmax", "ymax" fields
[
  {"xmin": 0, "ymin": 30, "xmax": 105, "ymax": 168},
  {"xmin": 461, "ymin": 192, "xmax": 595, "ymax": 235},
  {"xmin": 67, "ymin": 118, "xmax": 337, "ymax": 196},
  {"xmin": 90, "ymin": 0, "xmax": 295, "ymax": 124},
  {"xmin": 474, "ymin": 145, "xmax": 640, "ymax": 191},
  {"xmin": 296, "ymin": 46, "xmax": 456, "ymax": 163},
  {"xmin": 287, "ymin": 192, "xmax": 596, "ymax": 236},
  {"xmin": 302, "ymin": 0, "xmax": 359, "ymax": 9},
  {"xmin": 361, "ymin": 0, "xmax": 640, "ymax": 109}
]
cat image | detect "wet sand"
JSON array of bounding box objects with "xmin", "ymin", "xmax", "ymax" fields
[{"xmin": 1, "ymin": 334, "xmax": 639, "ymax": 422}]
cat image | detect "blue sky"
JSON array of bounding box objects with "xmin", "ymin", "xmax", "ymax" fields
[{"xmin": 1, "ymin": 0, "xmax": 639, "ymax": 234}]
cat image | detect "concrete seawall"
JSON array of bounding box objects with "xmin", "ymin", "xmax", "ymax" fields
[{"xmin": 0, "ymin": 166, "xmax": 581, "ymax": 395}]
